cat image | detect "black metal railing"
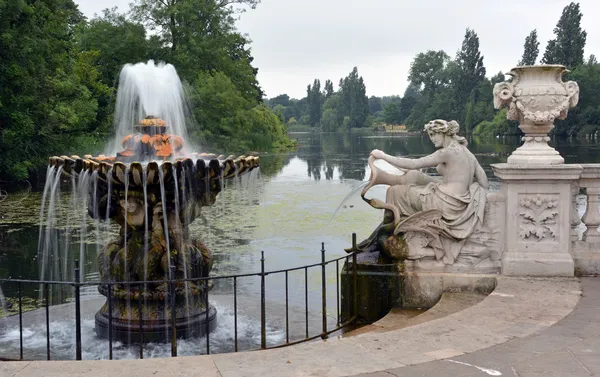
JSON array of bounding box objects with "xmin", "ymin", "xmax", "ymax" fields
[{"xmin": 0, "ymin": 236, "xmax": 360, "ymax": 361}]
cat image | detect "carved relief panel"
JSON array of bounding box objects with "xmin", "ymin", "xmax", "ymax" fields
[{"xmin": 518, "ymin": 194, "xmax": 559, "ymax": 242}]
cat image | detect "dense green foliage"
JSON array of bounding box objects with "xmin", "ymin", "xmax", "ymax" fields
[
  {"xmin": 188, "ymin": 71, "xmax": 292, "ymax": 152},
  {"xmin": 265, "ymin": 2, "xmax": 598, "ymax": 139},
  {"xmin": 0, "ymin": 0, "xmax": 293, "ymax": 183},
  {"xmin": 0, "ymin": 0, "xmax": 108, "ymax": 181}
]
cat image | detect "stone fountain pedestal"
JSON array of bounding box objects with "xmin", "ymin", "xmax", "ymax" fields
[{"xmin": 95, "ymin": 304, "xmax": 217, "ymax": 343}]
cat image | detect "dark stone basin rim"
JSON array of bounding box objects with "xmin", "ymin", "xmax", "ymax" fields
[{"xmin": 46, "ymin": 155, "xmax": 260, "ymax": 187}]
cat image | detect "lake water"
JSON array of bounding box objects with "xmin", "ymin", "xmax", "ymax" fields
[{"xmin": 0, "ymin": 131, "xmax": 599, "ymax": 359}]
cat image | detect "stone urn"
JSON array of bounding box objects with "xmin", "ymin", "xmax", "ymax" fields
[{"xmin": 493, "ymin": 65, "xmax": 579, "ymax": 164}]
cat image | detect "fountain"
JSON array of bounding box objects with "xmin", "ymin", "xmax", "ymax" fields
[{"xmin": 41, "ymin": 61, "xmax": 259, "ymax": 343}]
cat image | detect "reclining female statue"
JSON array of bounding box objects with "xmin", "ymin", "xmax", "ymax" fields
[{"xmin": 349, "ymin": 119, "xmax": 489, "ymax": 265}]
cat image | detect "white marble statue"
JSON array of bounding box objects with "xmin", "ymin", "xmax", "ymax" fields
[{"xmin": 352, "ymin": 119, "xmax": 490, "ymax": 265}]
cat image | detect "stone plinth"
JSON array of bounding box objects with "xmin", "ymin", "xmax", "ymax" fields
[
  {"xmin": 340, "ymin": 251, "xmax": 498, "ymax": 324},
  {"xmin": 340, "ymin": 252, "xmax": 401, "ymax": 323},
  {"xmin": 492, "ymin": 163, "xmax": 582, "ymax": 276}
]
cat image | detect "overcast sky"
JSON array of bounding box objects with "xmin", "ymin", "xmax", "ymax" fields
[{"xmin": 75, "ymin": 0, "xmax": 600, "ymax": 99}]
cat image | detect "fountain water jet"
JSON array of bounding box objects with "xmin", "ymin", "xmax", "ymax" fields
[{"xmin": 41, "ymin": 61, "xmax": 259, "ymax": 343}]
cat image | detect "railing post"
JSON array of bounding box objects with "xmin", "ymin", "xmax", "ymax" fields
[
  {"xmin": 233, "ymin": 276, "xmax": 238, "ymax": 352},
  {"xmin": 170, "ymin": 265, "xmax": 177, "ymax": 357},
  {"xmin": 304, "ymin": 267, "xmax": 308, "ymax": 338},
  {"xmin": 205, "ymin": 279, "xmax": 210, "ymax": 355},
  {"xmin": 321, "ymin": 242, "xmax": 328, "ymax": 339},
  {"xmin": 45, "ymin": 283, "xmax": 50, "ymax": 361},
  {"xmin": 18, "ymin": 282, "xmax": 23, "ymax": 360},
  {"xmin": 352, "ymin": 233, "xmax": 358, "ymax": 320},
  {"xmin": 107, "ymin": 284, "xmax": 113, "ymax": 360},
  {"xmin": 285, "ymin": 271, "xmax": 289, "ymax": 344},
  {"xmin": 336, "ymin": 260, "xmax": 340, "ymax": 327},
  {"xmin": 260, "ymin": 251, "xmax": 266, "ymax": 349},
  {"xmin": 74, "ymin": 260, "xmax": 82, "ymax": 361},
  {"xmin": 138, "ymin": 283, "xmax": 143, "ymax": 359}
]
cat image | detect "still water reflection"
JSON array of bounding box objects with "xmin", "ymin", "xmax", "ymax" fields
[
  {"xmin": 3, "ymin": 133, "xmax": 600, "ymax": 283},
  {"xmin": 4, "ymin": 131, "xmax": 600, "ymax": 285}
]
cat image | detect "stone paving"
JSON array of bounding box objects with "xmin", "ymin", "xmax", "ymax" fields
[
  {"xmin": 353, "ymin": 277, "xmax": 600, "ymax": 377},
  {"xmin": 0, "ymin": 276, "xmax": 594, "ymax": 377}
]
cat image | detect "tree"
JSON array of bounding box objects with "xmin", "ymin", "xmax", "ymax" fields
[
  {"xmin": 368, "ymin": 96, "xmax": 382, "ymax": 114},
  {"xmin": 491, "ymin": 71, "xmax": 506, "ymax": 85},
  {"xmin": 399, "ymin": 85, "xmax": 419, "ymax": 128},
  {"xmin": 75, "ymin": 8, "xmax": 156, "ymax": 136},
  {"xmin": 188, "ymin": 70, "xmax": 292, "ymax": 152},
  {"xmin": 131, "ymin": 0, "xmax": 259, "ymax": 53},
  {"xmin": 272, "ymin": 104, "xmax": 285, "ymax": 123},
  {"xmin": 287, "ymin": 117, "xmax": 297, "ymax": 127},
  {"xmin": 320, "ymin": 94, "xmax": 343, "ymax": 131},
  {"xmin": 323, "ymin": 80, "xmax": 334, "ymax": 98},
  {"xmin": 307, "ymin": 79, "xmax": 322, "ymax": 126},
  {"xmin": 338, "ymin": 67, "xmax": 369, "ymax": 128},
  {"xmin": 0, "ymin": 0, "xmax": 105, "ymax": 181},
  {"xmin": 454, "ymin": 28, "xmax": 486, "ymax": 133},
  {"xmin": 473, "ymin": 109, "xmax": 513, "ymax": 137},
  {"xmin": 518, "ymin": 30, "xmax": 540, "ymax": 66},
  {"xmin": 383, "ymin": 102, "xmax": 403, "ymax": 125},
  {"xmin": 541, "ymin": 2, "xmax": 587, "ymax": 68},
  {"xmin": 408, "ymin": 50, "xmax": 450, "ymax": 93},
  {"xmin": 131, "ymin": 0, "xmax": 264, "ymax": 102},
  {"xmin": 268, "ymin": 94, "xmax": 290, "ymax": 107},
  {"xmin": 75, "ymin": 8, "xmax": 156, "ymax": 86},
  {"xmin": 456, "ymin": 29, "xmax": 486, "ymax": 83}
]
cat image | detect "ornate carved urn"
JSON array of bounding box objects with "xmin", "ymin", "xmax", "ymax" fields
[{"xmin": 493, "ymin": 65, "xmax": 579, "ymax": 164}]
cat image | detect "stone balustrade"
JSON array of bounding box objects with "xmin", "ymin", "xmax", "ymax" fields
[{"xmin": 571, "ymin": 164, "xmax": 600, "ymax": 275}]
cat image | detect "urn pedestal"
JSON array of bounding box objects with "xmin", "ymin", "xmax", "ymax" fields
[
  {"xmin": 493, "ymin": 65, "xmax": 580, "ymax": 165},
  {"xmin": 492, "ymin": 163, "xmax": 582, "ymax": 277}
]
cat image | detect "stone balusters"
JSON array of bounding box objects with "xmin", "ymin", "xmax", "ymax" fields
[
  {"xmin": 582, "ymin": 188, "xmax": 600, "ymax": 243},
  {"xmin": 571, "ymin": 183, "xmax": 582, "ymax": 243},
  {"xmin": 571, "ymin": 164, "xmax": 600, "ymax": 275},
  {"xmin": 578, "ymin": 165, "xmax": 600, "ymax": 243}
]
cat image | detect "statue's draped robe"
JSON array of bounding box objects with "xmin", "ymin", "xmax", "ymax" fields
[{"xmin": 388, "ymin": 181, "xmax": 487, "ymax": 264}]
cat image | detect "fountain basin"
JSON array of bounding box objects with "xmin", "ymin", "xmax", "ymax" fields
[{"xmin": 94, "ymin": 304, "xmax": 217, "ymax": 343}]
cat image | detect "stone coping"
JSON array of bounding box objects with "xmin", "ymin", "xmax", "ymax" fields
[{"xmin": 1, "ymin": 276, "xmax": 581, "ymax": 377}]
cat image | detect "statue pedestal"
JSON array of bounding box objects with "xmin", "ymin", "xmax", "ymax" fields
[
  {"xmin": 492, "ymin": 164, "xmax": 582, "ymax": 277},
  {"xmin": 340, "ymin": 252, "xmax": 401, "ymax": 323}
]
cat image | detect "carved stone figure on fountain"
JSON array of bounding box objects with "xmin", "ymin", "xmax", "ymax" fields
[{"xmin": 351, "ymin": 119, "xmax": 496, "ymax": 266}]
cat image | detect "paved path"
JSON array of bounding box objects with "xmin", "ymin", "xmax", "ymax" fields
[
  {"xmin": 0, "ymin": 276, "xmax": 592, "ymax": 377},
  {"xmin": 353, "ymin": 277, "xmax": 600, "ymax": 377}
]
